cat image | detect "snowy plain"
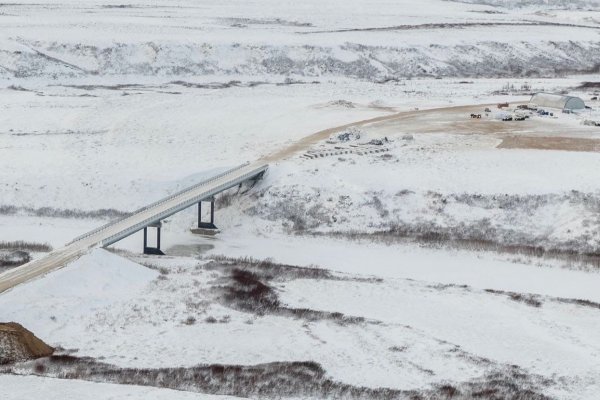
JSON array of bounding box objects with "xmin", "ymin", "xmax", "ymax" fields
[
  {"xmin": 2, "ymin": 0, "xmax": 600, "ymax": 398},
  {"xmin": 0, "ymin": 374, "xmax": 243, "ymax": 400}
]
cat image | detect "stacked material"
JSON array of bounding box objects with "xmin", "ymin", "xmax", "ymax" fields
[{"xmin": 0, "ymin": 322, "xmax": 54, "ymax": 364}]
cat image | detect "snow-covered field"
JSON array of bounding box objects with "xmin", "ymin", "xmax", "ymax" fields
[
  {"xmin": 2, "ymin": 0, "xmax": 600, "ymax": 398},
  {"xmin": 0, "ymin": 374, "xmax": 243, "ymax": 400}
]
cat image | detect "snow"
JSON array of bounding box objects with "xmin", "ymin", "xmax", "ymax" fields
[
  {"xmin": 0, "ymin": 249, "xmax": 158, "ymax": 340},
  {"xmin": 2, "ymin": 0, "xmax": 600, "ymax": 398},
  {"xmin": 2, "ymin": 74, "xmax": 599, "ymax": 398},
  {"xmin": 279, "ymin": 276, "xmax": 600, "ymax": 398},
  {"xmin": 1, "ymin": 0, "xmax": 600, "ymax": 80},
  {"xmin": 0, "ymin": 374, "xmax": 242, "ymax": 400},
  {"xmin": 208, "ymin": 233, "xmax": 600, "ymax": 303},
  {"xmin": 1, "ymin": 239, "xmax": 598, "ymax": 398}
]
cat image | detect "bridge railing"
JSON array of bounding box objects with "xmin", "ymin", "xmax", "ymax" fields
[
  {"xmin": 100, "ymin": 164, "xmax": 268, "ymax": 247},
  {"xmin": 67, "ymin": 162, "xmax": 252, "ymax": 245}
]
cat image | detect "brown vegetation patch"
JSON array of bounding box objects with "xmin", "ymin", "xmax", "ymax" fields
[
  {"xmin": 433, "ymin": 282, "xmax": 600, "ymax": 312},
  {"xmin": 303, "ymin": 21, "xmax": 600, "ymax": 34},
  {"xmin": 205, "ymin": 255, "xmax": 337, "ymax": 282},
  {"xmin": 216, "ymin": 268, "xmax": 364, "ymax": 323},
  {"xmin": 316, "ymin": 229, "xmax": 600, "ymax": 270},
  {"xmin": 202, "ymin": 257, "xmax": 380, "ymax": 323},
  {"xmin": 0, "ymin": 241, "xmax": 52, "ymax": 252},
  {"xmin": 0, "ymin": 241, "xmax": 52, "ymax": 269},
  {"xmin": 0, "ymin": 250, "xmax": 31, "ymax": 269},
  {"xmin": 0, "ymin": 204, "xmax": 131, "ymax": 220},
  {"xmin": 556, "ymin": 298, "xmax": 600, "ymax": 310},
  {"xmin": 577, "ymin": 82, "xmax": 600, "ymax": 89},
  {"xmin": 3, "ymin": 357, "xmax": 552, "ymax": 400},
  {"xmin": 485, "ymin": 289, "xmax": 543, "ymax": 308}
]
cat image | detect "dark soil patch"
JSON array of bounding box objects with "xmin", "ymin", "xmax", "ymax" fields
[{"xmin": 498, "ymin": 136, "xmax": 600, "ymax": 153}]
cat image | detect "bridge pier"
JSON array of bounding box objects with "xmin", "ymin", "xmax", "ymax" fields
[
  {"xmin": 143, "ymin": 222, "xmax": 165, "ymax": 255},
  {"xmin": 191, "ymin": 198, "xmax": 219, "ymax": 235}
]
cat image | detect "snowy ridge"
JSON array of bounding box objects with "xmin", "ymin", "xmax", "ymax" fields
[
  {"xmin": 4, "ymin": 39, "xmax": 600, "ymax": 80},
  {"xmin": 2, "ymin": 0, "xmax": 600, "ymax": 80},
  {"xmin": 448, "ymin": 0, "xmax": 600, "ymax": 9}
]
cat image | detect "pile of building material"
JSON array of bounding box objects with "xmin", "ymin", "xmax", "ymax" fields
[
  {"xmin": 0, "ymin": 322, "xmax": 54, "ymax": 364},
  {"xmin": 301, "ymin": 145, "xmax": 390, "ymax": 159}
]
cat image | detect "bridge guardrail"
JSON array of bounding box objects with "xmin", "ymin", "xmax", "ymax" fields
[{"xmin": 67, "ymin": 162, "xmax": 251, "ymax": 245}]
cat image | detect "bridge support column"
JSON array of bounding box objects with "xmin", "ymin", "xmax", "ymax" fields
[
  {"xmin": 191, "ymin": 198, "xmax": 219, "ymax": 235},
  {"xmin": 143, "ymin": 222, "xmax": 165, "ymax": 255}
]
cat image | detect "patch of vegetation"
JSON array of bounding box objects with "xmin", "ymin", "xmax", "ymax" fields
[
  {"xmin": 0, "ymin": 250, "xmax": 31, "ymax": 268},
  {"xmin": 0, "ymin": 205, "xmax": 130, "ymax": 220},
  {"xmin": 203, "ymin": 257, "xmax": 379, "ymax": 323},
  {"xmin": 0, "ymin": 241, "xmax": 52, "ymax": 269},
  {"xmin": 217, "ymin": 268, "xmax": 364, "ymax": 324},
  {"xmin": 3, "ymin": 357, "xmax": 552, "ymax": 400},
  {"xmin": 0, "ymin": 241, "xmax": 52, "ymax": 252}
]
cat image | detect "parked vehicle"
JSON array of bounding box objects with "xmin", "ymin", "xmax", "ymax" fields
[{"xmin": 497, "ymin": 102, "xmax": 509, "ymax": 109}]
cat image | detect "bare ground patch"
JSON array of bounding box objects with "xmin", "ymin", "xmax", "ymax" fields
[{"xmin": 498, "ymin": 136, "xmax": 600, "ymax": 152}]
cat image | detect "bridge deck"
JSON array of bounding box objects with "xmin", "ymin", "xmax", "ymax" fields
[{"xmin": 0, "ymin": 162, "xmax": 268, "ymax": 294}]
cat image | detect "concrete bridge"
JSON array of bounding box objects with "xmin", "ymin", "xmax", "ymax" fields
[{"xmin": 0, "ymin": 162, "xmax": 268, "ymax": 294}]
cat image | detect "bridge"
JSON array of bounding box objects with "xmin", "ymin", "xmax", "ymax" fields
[{"xmin": 0, "ymin": 162, "xmax": 268, "ymax": 294}]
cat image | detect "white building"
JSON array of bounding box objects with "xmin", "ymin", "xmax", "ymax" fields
[{"xmin": 529, "ymin": 93, "xmax": 585, "ymax": 111}]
